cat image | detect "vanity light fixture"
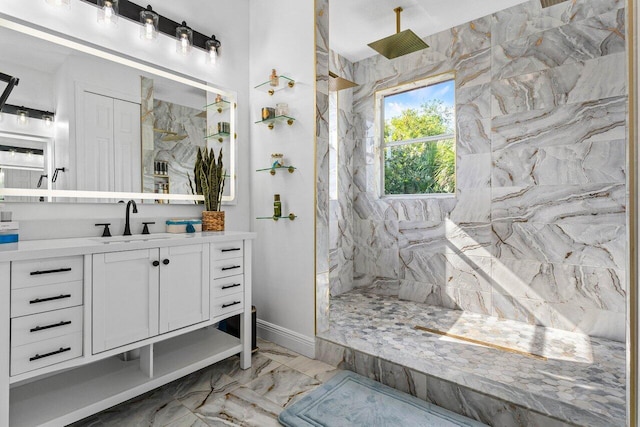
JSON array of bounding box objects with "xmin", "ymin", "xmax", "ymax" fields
[
  {"xmin": 97, "ymin": 0, "xmax": 118, "ymax": 25},
  {"xmin": 16, "ymin": 109, "xmax": 28, "ymax": 125},
  {"xmin": 206, "ymin": 35, "xmax": 221, "ymax": 65},
  {"xmin": 139, "ymin": 5, "xmax": 159, "ymax": 40},
  {"xmin": 45, "ymin": 0, "xmax": 71, "ymax": 7},
  {"xmin": 176, "ymin": 22, "xmax": 193, "ymax": 55},
  {"xmin": 43, "ymin": 114, "xmax": 55, "ymax": 127}
]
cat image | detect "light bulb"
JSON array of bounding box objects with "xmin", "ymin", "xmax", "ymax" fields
[
  {"xmin": 97, "ymin": 0, "xmax": 118, "ymax": 25},
  {"xmin": 179, "ymin": 35, "xmax": 190, "ymax": 54},
  {"xmin": 43, "ymin": 115, "xmax": 54, "ymax": 127},
  {"xmin": 176, "ymin": 23, "xmax": 193, "ymax": 55},
  {"xmin": 140, "ymin": 7, "xmax": 158, "ymax": 40},
  {"xmin": 145, "ymin": 20, "xmax": 155, "ymax": 39},
  {"xmin": 16, "ymin": 110, "xmax": 28, "ymax": 125},
  {"xmin": 208, "ymin": 48, "xmax": 217, "ymax": 64}
]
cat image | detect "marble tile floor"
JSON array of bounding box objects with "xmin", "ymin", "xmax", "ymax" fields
[
  {"xmin": 69, "ymin": 338, "xmax": 340, "ymax": 427},
  {"xmin": 316, "ymin": 289, "xmax": 627, "ymax": 427}
]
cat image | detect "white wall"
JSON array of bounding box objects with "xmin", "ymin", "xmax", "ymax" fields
[
  {"xmin": 0, "ymin": 0, "xmax": 251, "ymax": 233},
  {"xmin": 249, "ymin": 0, "xmax": 316, "ymax": 356}
]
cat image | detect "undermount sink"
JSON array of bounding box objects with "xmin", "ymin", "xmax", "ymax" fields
[{"xmin": 91, "ymin": 233, "xmax": 187, "ymax": 244}]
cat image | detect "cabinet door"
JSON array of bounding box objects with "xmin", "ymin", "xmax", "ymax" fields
[
  {"xmin": 92, "ymin": 249, "xmax": 159, "ymax": 353},
  {"xmin": 159, "ymin": 244, "xmax": 209, "ymax": 334}
]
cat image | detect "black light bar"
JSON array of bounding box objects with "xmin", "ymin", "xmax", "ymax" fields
[
  {"xmin": 1, "ymin": 104, "xmax": 55, "ymax": 121},
  {"xmin": 79, "ymin": 0, "xmax": 219, "ymax": 52}
]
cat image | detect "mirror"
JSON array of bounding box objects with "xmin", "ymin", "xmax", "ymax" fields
[{"xmin": 0, "ymin": 22, "xmax": 236, "ymax": 203}]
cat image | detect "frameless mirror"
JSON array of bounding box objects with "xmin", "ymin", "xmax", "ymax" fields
[{"xmin": 0, "ymin": 21, "xmax": 236, "ymax": 203}]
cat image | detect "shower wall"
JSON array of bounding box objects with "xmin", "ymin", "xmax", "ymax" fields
[
  {"xmin": 329, "ymin": 51, "xmax": 356, "ymax": 296},
  {"xmin": 349, "ymin": 0, "xmax": 627, "ymax": 340}
]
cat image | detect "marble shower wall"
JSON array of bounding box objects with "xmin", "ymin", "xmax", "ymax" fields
[
  {"xmin": 348, "ymin": 0, "xmax": 627, "ymax": 341},
  {"xmin": 316, "ymin": 0, "xmax": 330, "ymax": 334},
  {"xmin": 329, "ymin": 50, "xmax": 356, "ymax": 297}
]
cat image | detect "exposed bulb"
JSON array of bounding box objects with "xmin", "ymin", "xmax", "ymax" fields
[
  {"xmin": 17, "ymin": 110, "xmax": 28, "ymax": 125},
  {"xmin": 208, "ymin": 47, "xmax": 217, "ymax": 64},
  {"xmin": 144, "ymin": 20, "xmax": 155, "ymax": 39},
  {"xmin": 179, "ymin": 34, "xmax": 190, "ymax": 55}
]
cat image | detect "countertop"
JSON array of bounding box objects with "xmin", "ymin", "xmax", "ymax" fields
[{"xmin": 0, "ymin": 231, "xmax": 257, "ymax": 262}]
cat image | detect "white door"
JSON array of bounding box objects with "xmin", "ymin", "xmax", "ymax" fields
[
  {"xmin": 159, "ymin": 244, "xmax": 210, "ymax": 333},
  {"xmin": 92, "ymin": 249, "xmax": 160, "ymax": 353},
  {"xmin": 114, "ymin": 99, "xmax": 141, "ymax": 193},
  {"xmin": 80, "ymin": 92, "xmax": 114, "ymax": 192}
]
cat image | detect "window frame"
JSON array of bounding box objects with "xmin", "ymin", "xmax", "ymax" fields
[{"xmin": 375, "ymin": 72, "xmax": 457, "ymax": 199}]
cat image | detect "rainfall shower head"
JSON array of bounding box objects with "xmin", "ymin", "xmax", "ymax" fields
[
  {"xmin": 540, "ymin": 0, "xmax": 568, "ymax": 8},
  {"xmin": 367, "ymin": 7, "xmax": 429, "ymax": 60}
]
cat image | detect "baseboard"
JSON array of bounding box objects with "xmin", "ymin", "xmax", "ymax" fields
[{"xmin": 256, "ymin": 319, "xmax": 315, "ymax": 358}]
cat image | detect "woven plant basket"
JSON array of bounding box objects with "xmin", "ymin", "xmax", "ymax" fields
[{"xmin": 202, "ymin": 211, "xmax": 225, "ymax": 231}]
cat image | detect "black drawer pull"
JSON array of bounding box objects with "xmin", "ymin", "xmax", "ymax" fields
[
  {"xmin": 221, "ymin": 248, "xmax": 241, "ymax": 253},
  {"xmin": 221, "ymin": 283, "xmax": 242, "ymax": 290},
  {"xmin": 222, "ymin": 301, "xmax": 241, "ymax": 308},
  {"xmin": 29, "ymin": 347, "xmax": 71, "ymax": 361},
  {"xmin": 30, "ymin": 320, "xmax": 72, "ymax": 333},
  {"xmin": 30, "ymin": 294, "xmax": 72, "ymax": 304},
  {"xmin": 30, "ymin": 268, "xmax": 72, "ymax": 276},
  {"xmin": 221, "ymin": 265, "xmax": 241, "ymax": 271}
]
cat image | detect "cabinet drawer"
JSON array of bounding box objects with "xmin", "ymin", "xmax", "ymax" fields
[
  {"xmin": 12, "ymin": 256, "xmax": 83, "ymax": 289},
  {"xmin": 11, "ymin": 331, "xmax": 83, "ymax": 376},
  {"xmin": 212, "ymin": 275, "xmax": 244, "ymax": 298},
  {"xmin": 211, "ymin": 241, "xmax": 244, "ymax": 260},
  {"xmin": 12, "ymin": 306, "xmax": 83, "ymax": 347},
  {"xmin": 211, "ymin": 293, "xmax": 244, "ymax": 320},
  {"xmin": 211, "ymin": 257, "xmax": 244, "ymax": 279},
  {"xmin": 12, "ymin": 281, "xmax": 83, "ymax": 318}
]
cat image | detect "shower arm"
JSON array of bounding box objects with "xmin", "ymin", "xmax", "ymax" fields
[{"xmin": 395, "ymin": 7, "xmax": 402, "ymax": 34}]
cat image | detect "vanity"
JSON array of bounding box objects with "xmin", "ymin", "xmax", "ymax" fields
[{"xmin": 0, "ymin": 231, "xmax": 255, "ymax": 427}]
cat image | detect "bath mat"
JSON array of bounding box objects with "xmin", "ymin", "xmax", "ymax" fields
[{"xmin": 278, "ymin": 371, "xmax": 487, "ymax": 427}]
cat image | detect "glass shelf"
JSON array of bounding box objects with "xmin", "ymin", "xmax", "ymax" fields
[
  {"xmin": 256, "ymin": 165, "xmax": 296, "ymax": 175},
  {"xmin": 254, "ymin": 75, "xmax": 295, "ymax": 95},
  {"xmin": 256, "ymin": 213, "xmax": 297, "ymax": 221},
  {"xmin": 203, "ymin": 100, "xmax": 233, "ymax": 113},
  {"xmin": 254, "ymin": 115, "xmax": 295, "ymax": 130},
  {"xmin": 205, "ymin": 132, "xmax": 230, "ymax": 142}
]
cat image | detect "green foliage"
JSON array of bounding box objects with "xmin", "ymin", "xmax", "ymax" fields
[
  {"xmin": 384, "ymin": 100, "xmax": 455, "ymax": 195},
  {"xmin": 190, "ymin": 147, "xmax": 225, "ymax": 211}
]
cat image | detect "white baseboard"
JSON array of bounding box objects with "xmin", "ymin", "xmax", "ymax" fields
[{"xmin": 256, "ymin": 319, "xmax": 315, "ymax": 358}]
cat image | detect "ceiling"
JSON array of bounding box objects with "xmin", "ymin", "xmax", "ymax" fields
[{"xmin": 330, "ymin": 0, "xmax": 529, "ymax": 63}]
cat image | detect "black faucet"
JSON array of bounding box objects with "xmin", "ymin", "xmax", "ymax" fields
[{"xmin": 123, "ymin": 200, "xmax": 138, "ymax": 236}]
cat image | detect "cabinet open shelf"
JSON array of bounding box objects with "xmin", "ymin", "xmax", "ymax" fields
[
  {"xmin": 256, "ymin": 165, "xmax": 296, "ymax": 175},
  {"xmin": 255, "ymin": 115, "xmax": 295, "ymax": 130},
  {"xmin": 254, "ymin": 75, "xmax": 295, "ymax": 95},
  {"xmin": 256, "ymin": 213, "xmax": 297, "ymax": 221},
  {"xmin": 9, "ymin": 327, "xmax": 241, "ymax": 427},
  {"xmin": 204, "ymin": 100, "xmax": 233, "ymax": 113}
]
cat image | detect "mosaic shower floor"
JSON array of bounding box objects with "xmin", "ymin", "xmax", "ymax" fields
[{"xmin": 317, "ymin": 289, "xmax": 626, "ymax": 426}]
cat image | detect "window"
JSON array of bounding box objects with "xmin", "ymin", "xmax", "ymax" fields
[{"xmin": 379, "ymin": 76, "xmax": 456, "ymax": 196}]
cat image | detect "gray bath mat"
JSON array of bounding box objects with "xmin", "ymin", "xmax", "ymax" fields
[{"xmin": 278, "ymin": 370, "xmax": 487, "ymax": 426}]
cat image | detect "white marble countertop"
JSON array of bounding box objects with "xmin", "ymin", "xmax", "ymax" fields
[{"xmin": 0, "ymin": 231, "xmax": 256, "ymax": 262}]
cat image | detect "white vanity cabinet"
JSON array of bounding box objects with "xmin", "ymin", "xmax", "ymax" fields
[
  {"xmin": 92, "ymin": 244, "xmax": 210, "ymax": 353},
  {"xmin": 0, "ymin": 232, "xmax": 255, "ymax": 427}
]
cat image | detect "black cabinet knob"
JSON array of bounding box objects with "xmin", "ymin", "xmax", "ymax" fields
[
  {"xmin": 163, "ymin": 259, "xmax": 170, "ymax": 265},
  {"xmin": 152, "ymin": 260, "xmax": 160, "ymax": 267}
]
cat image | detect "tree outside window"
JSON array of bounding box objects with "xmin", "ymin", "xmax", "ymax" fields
[{"xmin": 381, "ymin": 78, "xmax": 456, "ymax": 196}]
